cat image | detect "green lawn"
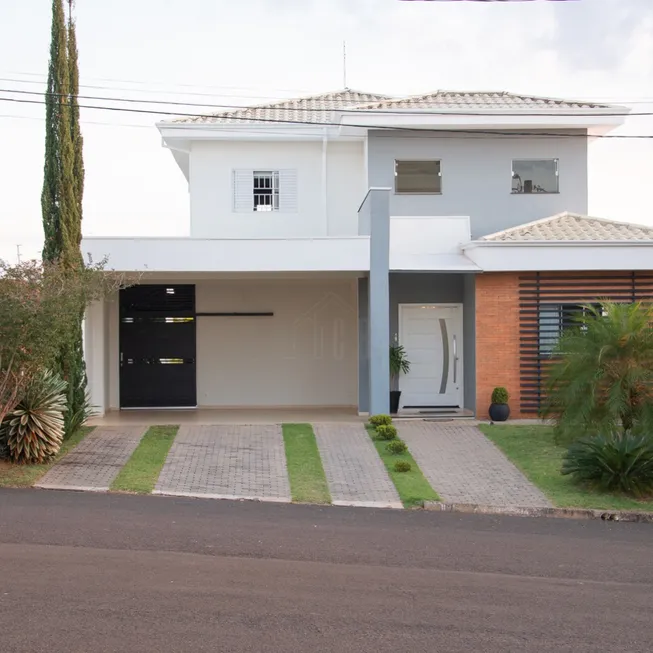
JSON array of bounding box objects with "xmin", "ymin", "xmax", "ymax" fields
[
  {"xmin": 0, "ymin": 426, "xmax": 94, "ymax": 488},
  {"xmin": 480, "ymin": 424, "xmax": 653, "ymax": 512},
  {"xmin": 282, "ymin": 423, "xmax": 331, "ymax": 504},
  {"xmin": 366, "ymin": 425, "xmax": 439, "ymax": 508},
  {"xmin": 111, "ymin": 425, "xmax": 178, "ymax": 494}
]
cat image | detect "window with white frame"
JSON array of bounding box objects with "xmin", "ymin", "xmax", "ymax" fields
[
  {"xmin": 395, "ymin": 160, "xmax": 442, "ymax": 194},
  {"xmin": 253, "ymin": 171, "xmax": 279, "ymax": 211},
  {"xmin": 233, "ymin": 169, "xmax": 297, "ymax": 213},
  {"xmin": 512, "ymin": 159, "xmax": 559, "ymax": 194}
]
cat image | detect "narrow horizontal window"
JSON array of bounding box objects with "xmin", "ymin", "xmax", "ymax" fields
[
  {"xmin": 512, "ymin": 159, "xmax": 559, "ymax": 194},
  {"xmin": 395, "ymin": 160, "xmax": 442, "ymax": 194}
]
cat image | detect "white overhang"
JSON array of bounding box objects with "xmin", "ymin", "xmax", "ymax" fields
[
  {"xmin": 82, "ymin": 236, "xmax": 370, "ymax": 273},
  {"xmin": 336, "ymin": 109, "xmax": 628, "ymax": 136},
  {"xmin": 463, "ymin": 240, "xmax": 653, "ymax": 272}
]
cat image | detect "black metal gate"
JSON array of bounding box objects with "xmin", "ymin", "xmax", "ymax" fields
[{"xmin": 119, "ymin": 284, "xmax": 196, "ymax": 408}]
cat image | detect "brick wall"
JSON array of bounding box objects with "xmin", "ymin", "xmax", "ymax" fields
[{"xmin": 475, "ymin": 272, "xmax": 522, "ymax": 419}]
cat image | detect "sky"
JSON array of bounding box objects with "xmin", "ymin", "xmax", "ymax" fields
[{"xmin": 1, "ymin": 0, "xmax": 652, "ymax": 262}]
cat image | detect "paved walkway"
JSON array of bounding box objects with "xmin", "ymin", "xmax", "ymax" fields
[
  {"xmin": 397, "ymin": 422, "xmax": 551, "ymax": 508},
  {"xmin": 36, "ymin": 426, "xmax": 145, "ymax": 492},
  {"xmin": 154, "ymin": 424, "xmax": 291, "ymax": 502},
  {"xmin": 313, "ymin": 423, "xmax": 402, "ymax": 509}
]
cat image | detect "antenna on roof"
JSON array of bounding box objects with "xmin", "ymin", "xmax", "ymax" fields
[{"xmin": 343, "ymin": 41, "xmax": 348, "ymax": 90}]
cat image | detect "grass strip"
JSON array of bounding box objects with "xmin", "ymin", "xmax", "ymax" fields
[
  {"xmin": 111, "ymin": 425, "xmax": 178, "ymax": 494},
  {"xmin": 0, "ymin": 426, "xmax": 94, "ymax": 488},
  {"xmin": 366, "ymin": 425, "xmax": 439, "ymax": 508},
  {"xmin": 480, "ymin": 424, "xmax": 653, "ymax": 512},
  {"xmin": 282, "ymin": 423, "xmax": 331, "ymax": 504}
]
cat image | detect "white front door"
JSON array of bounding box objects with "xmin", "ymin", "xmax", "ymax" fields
[{"xmin": 399, "ymin": 304, "xmax": 463, "ymax": 409}]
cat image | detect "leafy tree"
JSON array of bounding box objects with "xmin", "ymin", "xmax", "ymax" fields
[
  {"xmin": 0, "ymin": 259, "xmax": 123, "ymax": 428},
  {"xmin": 543, "ymin": 302, "xmax": 653, "ymax": 444}
]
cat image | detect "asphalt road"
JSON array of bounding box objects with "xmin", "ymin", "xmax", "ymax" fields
[{"xmin": 0, "ymin": 489, "xmax": 651, "ymax": 653}]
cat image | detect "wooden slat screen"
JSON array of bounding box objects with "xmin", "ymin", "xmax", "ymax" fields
[{"xmin": 518, "ymin": 272, "xmax": 653, "ymax": 414}]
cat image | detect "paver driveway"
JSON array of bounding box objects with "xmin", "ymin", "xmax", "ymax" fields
[
  {"xmin": 397, "ymin": 422, "xmax": 551, "ymax": 508},
  {"xmin": 36, "ymin": 426, "xmax": 145, "ymax": 492},
  {"xmin": 313, "ymin": 423, "xmax": 402, "ymax": 509},
  {"xmin": 154, "ymin": 424, "xmax": 291, "ymax": 502}
]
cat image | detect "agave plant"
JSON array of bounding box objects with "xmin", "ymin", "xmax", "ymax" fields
[{"xmin": 5, "ymin": 370, "xmax": 67, "ymax": 464}]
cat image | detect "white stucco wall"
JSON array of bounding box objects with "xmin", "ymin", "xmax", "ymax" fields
[
  {"xmin": 189, "ymin": 140, "xmax": 364, "ymax": 239},
  {"xmin": 106, "ymin": 278, "xmax": 359, "ymax": 409}
]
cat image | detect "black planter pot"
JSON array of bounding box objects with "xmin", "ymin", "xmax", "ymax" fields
[
  {"xmin": 390, "ymin": 391, "xmax": 402, "ymax": 415},
  {"xmin": 489, "ymin": 403, "xmax": 510, "ymax": 422}
]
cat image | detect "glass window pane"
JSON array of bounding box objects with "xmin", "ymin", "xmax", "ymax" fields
[
  {"xmin": 395, "ymin": 160, "xmax": 441, "ymax": 194},
  {"xmin": 512, "ymin": 159, "xmax": 558, "ymax": 194}
]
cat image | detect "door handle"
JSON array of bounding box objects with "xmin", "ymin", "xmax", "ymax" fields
[{"xmin": 453, "ymin": 335, "xmax": 458, "ymax": 384}]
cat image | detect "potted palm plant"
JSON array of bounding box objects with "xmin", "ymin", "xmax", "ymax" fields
[
  {"xmin": 488, "ymin": 386, "xmax": 510, "ymax": 422},
  {"xmin": 390, "ymin": 343, "xmax": 411, "ymax": 415}
]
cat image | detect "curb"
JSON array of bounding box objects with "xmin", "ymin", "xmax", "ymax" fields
[{"xmin": 424, "ymin": 501, "xmax": 653, "ymax": 523}]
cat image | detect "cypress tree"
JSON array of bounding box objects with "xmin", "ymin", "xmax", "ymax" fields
[{"xmin": 41, "ymin": 0, "xmax": 87, "ymax": 436}]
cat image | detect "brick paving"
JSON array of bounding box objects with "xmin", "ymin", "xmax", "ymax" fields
[
  {"xmin": 313, "ymin": 423, "xmax": 402, "ymax": 509},
  {"xmin": 397, "ymin": 422, "xmax": 552, "ymax": 508},
  {"xmin": 154, "ymin": 424, "xmax": 291, "ymax": 502},
  {"xmin": 36, "ymin": 426, "xmax": 145, "ymax": 492}
]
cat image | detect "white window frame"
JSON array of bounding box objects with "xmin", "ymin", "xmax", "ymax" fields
[
  {"xmin": 253, "ymin": 170, "xmax": 280, "ymax": 212},
  {"xmin": 511, "ymin": 158, "xmax": 559, "ymax": 195},
  {"xmin": 394, "ymin": 159, "xmax": 442, "ymax": 195}
]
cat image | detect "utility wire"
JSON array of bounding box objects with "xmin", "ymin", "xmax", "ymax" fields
[
  {"xmin": 1, "ymin": 95, "xmax": 651, "ymax": 140},
  {"xmin": 0, "ymin": 86, "xmax": 642, "ymax": 118}
]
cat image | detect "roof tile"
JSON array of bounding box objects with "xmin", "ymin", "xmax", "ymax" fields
[{"xmin": 480, "ymin": 213, "xmax": 653, "ymax": 242}]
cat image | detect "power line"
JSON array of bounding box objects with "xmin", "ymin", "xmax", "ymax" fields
[
  {"xmin": 6, "ymin": 70, "xmax": 653, "ymax": 106},
  {"xmin": 0, "ymin": 86, "xmax": 645, "ymax": 118},
  {"xmin": 1, "ymin": 95, "xmax": 651, "ymax": 140},
  {"xmin": 0, "ymin": 70, "xmax": 315, "ymax": 97}
]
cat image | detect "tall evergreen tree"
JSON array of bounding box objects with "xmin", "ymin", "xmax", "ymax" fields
[
  {"xmin": 41, "ymin": 0, "xmax": 87, "ymax": 436},
  {"xmin": 41, "ymin": 0, "xmax": 70, "ymax": 264}
]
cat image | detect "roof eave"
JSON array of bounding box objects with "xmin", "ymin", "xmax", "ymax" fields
[{"xmin": 464, "ymin": 240, "xmax": 653, "ymax": 249}]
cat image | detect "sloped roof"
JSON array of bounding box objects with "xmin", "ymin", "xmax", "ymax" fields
[
  {"xmin": 170, "ymin": 89, "xmax": 617, "ymax": 125},
  {"xmin": 357, "ymin": 91, "xmax": 611, "ymax": 112},
  {"xmin": 480, "ymin": 213, "xmax": 653, "ymax": 243},
  {"xmin": 173, "ymin": 89, "xmax": 392, "ymax": 124}
]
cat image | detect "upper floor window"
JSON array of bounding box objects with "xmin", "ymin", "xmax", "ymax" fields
[
  {"xmin": 395, "ymin": 160, "xmax": 442, "ymax": 194},
  {"xmin": 512, "ymin": 159, "xmax": 559, "ymax": 194},
  {"xmin": 253, "ymin": 171, "xmax": 279, "ymax": 211},
  {"xmin": 233, "ymin": 169, "xmax": 297, "ymax": 213}
]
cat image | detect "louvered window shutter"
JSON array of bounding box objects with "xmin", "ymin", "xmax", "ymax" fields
[
  {"xmin": 278, "ymin": 169, "xmax": 298, "ymax": 213},
  {"xmin": 233, "ymin": 169, "xmax": 254, "ymax": 212}
]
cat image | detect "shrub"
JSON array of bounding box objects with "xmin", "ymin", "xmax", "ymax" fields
[
  {"xmin": 369, "ymin": 414, "xmax": 392, "ymax": 427},
  {"xmin": 394, "ymin": 461, "xmax": 412, "ymax": 473},
  {"xmin": 5, "ymin": 370, "xmax": 67, "ymax": 464},
  {"xmin": 376, "ymin": 424, "xmax": 397, "ymax": 440},
  {"xmin": 544, "ymin": 302, "xmax": 653, "ymax": 444},
  {"xmin": 491, "ymin": 387, "xmax": 509, "ymax": 404},
  {"xmin": 386, "ymin": 439, "xmax": 408, "ymax": 455},
  {"xmin": 64, "ymin": 387, "xmax": 96, "ymax": 439},
  {"xmin": 562, "ymin": 432, "xmax": 653, "ymax": 497},
  {"xmin": 0, "ymin": 424, "xmax": 8, "ymax": 460}
]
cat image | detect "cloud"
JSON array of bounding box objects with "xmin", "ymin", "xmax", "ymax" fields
[{"xmin": 546, "ymin": 0, "xmax": 653, "ymax": 70}]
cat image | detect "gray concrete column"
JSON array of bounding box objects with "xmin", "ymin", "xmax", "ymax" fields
[{"xmin": 368, "ymin": 188, "xmax": 391, "ymax": 415}]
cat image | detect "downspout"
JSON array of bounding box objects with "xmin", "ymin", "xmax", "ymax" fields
[{"xmin": 322, "ymin": 129, "xmax": 328, "ymax": 235}]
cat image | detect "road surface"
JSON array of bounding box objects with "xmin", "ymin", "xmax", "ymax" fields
[{"xmin": 0, "ymin": 489, "xmax": 651, "ymax": 652}]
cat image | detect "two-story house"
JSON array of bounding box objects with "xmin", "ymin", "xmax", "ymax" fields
[{"xmin": 82, "ymin": 89, "xmax": 653, "ymax": 420}]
